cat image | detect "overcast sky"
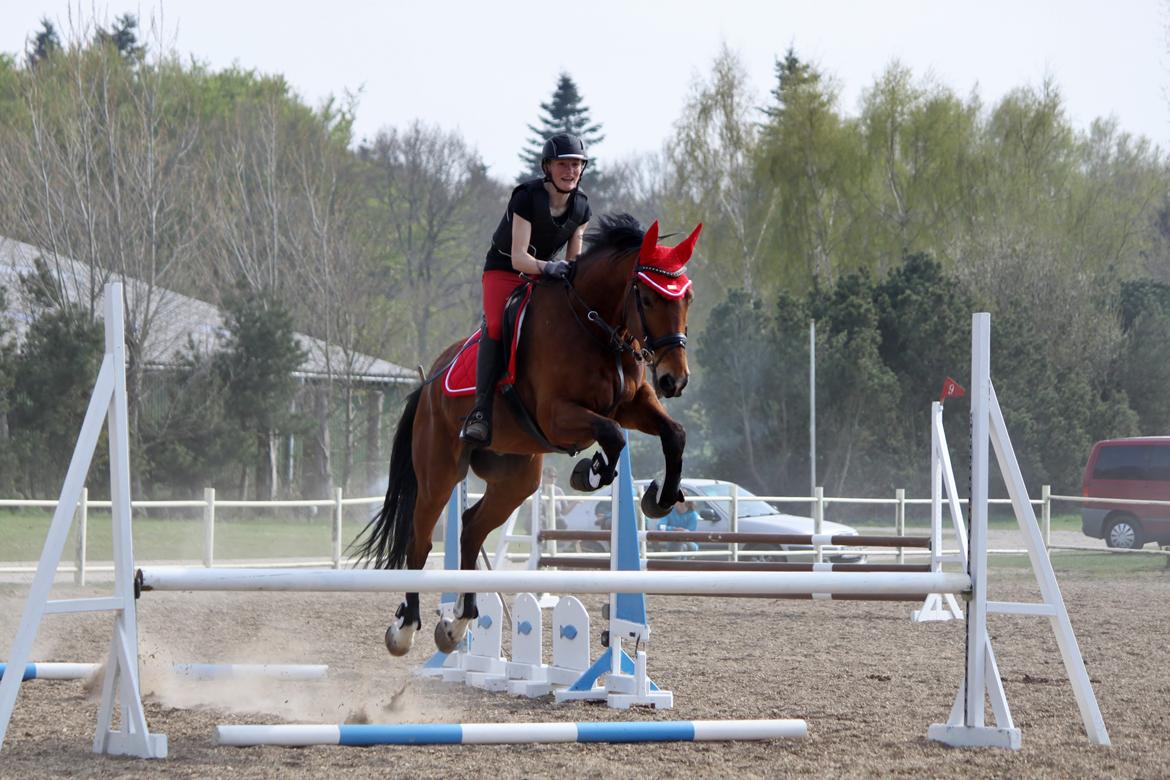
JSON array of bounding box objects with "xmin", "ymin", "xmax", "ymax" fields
[{"xmin": 3, "ymin": 1, "xmax": 1167, "ymax": 180}]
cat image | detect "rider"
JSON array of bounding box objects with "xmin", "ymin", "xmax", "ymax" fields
[{"xmin": 459, "ymin": 132, "xmax": 592, "ymax": 446}]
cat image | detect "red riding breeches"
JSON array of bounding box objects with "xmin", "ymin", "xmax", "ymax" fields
[{"xmin": 481, "ymin": 270, "xmax": 526, "ymax": 340}]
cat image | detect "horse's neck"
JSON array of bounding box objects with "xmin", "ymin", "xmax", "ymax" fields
[{"xmin": 577, "ymin": 251, "xmax": 636, "ymax": 324}]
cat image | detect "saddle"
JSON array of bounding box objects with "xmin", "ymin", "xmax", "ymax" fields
[
  {"xmin": 443, "ymin": 283, "xmax": 534, "ymax": 397},
  {"xmin": 443, "ymin": 281, "xmax": 578, "ymax": 455}
]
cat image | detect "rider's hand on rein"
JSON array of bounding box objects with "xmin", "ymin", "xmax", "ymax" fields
[{"xmin": 541, "ymin": 259, "xmax": 571, "ymax": 280}]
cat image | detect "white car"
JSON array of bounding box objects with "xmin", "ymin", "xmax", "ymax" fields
[{"xmin": 560, "ymin": 478, "xmax": 864, "ymax": 562}]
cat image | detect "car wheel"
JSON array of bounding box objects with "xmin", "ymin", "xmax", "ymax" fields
[{"xmin": 1106, "ymin": 515, "xmax": 1144, "ymax": 549}]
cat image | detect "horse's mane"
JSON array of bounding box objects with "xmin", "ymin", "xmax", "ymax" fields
[{"xmin": 580, "ymin": 213, "xmax": 644, "ymax": 263}]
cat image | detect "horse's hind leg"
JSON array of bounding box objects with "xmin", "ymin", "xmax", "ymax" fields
[
  {"xmin": 386, "ymin": 473, "xmax": 463, "ymax": 657},
  {"xmin": 386, "ymin": 594, "xmax": 422, "ymax": 656},
  {"xmin": 381, "ymin": 351, "xmax": 471, "ymax": 657},
  {"xmin": 433, "ymin": 452, "xmax": 541, "ymax": 653}
]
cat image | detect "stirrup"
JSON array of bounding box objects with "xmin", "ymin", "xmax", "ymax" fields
[{"xmin": 460, "ymin": 409, "xmax": 491, "ymax": 445}]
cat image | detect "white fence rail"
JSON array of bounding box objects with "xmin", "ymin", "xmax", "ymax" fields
[
  {"xmin": 0, "ymin": 488, "xmax": 385, "ymax": 583},
  {"xmin": 3, "ymin": 484, "xmax": 1168, "ymax": 583}
]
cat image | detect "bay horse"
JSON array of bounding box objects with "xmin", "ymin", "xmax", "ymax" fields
[{"xmin": 353, "ymin": 214, "xmax": 701, "ymax": 657}]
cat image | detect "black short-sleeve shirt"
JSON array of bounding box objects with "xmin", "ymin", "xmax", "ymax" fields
[{"xmin": 484, "ymin": 179, "xmax": 591, "ymax": 272}]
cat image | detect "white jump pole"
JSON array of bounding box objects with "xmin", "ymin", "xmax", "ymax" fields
[
  {"xmin": 137, "ymin": 567, "xmax": 971, "ymax": 598},
  {"xmin": 0, "ymin": 663, "xmax": 328, "ymax": 682},
  {"xmin": 215, "ymin": 718, "xmax": 808, "ymax": 747},
  {"xmin": 171, "ymin": 664, "xmax": 328, "ymax": 681}
]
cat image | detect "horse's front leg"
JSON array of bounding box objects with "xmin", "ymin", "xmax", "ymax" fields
[
  {"xmin": 614, "ymin": 382, "xmax": 686, "ymax": 519},
  {"xmin": 544, "ymin": 400, "xmax": 627, "ymax": 492},
  {"xmin": 432, "ymin": 595, "xmax": 478, "ymax": 654}
]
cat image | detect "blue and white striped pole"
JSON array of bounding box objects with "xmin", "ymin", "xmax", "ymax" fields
[
  {"xmin": 0, "ymin": 663, "xmax": 98, "ymax": 681},
  {"xmin": 216, "ymin": 719, "xmax": 807, "ymax": 746}
]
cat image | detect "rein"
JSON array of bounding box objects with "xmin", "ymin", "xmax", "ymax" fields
[
  {"xmin": 559, "ymin": 280, "xmax": 640, "ymax": 415},
  {"xmin": 558, "ymin": 258, "xmax": 689, "ymax": 407}
]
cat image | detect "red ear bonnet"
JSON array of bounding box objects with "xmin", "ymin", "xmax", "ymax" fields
[{"xmin": 637, "ymin": 222, "xmax": 702, "ymax": 299}]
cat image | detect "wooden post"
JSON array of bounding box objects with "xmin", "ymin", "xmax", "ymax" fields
[
  {"xmin": 73, "ymin": 488, "xmax": 88, "ymax": 586},
  {"xmin": 814, "ymin": 487, "xmax": 824, "ymax": 564},
  {"xmin": 332, "ymin": 488, "xmax": 344, "ymax": 569},
  {"xmin": 730, "ymin": 483, "xmax": 740, "ymax": 562},
  {"xmin": 1041, "ymin": 484, "xmax": 1051, "ymax": 549},
  {"xmin": 203, "ymin": 487, "xmax": 215, "ymax": 568},
  {"xmin": 896, "ymin": 488, "xmax": 906, "ymax": 565}
]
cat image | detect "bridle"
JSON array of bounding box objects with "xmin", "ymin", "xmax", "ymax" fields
[
  {"xmin": 631, "ymin": 263, "xmax": 689, "ymax": 361},
  {"xmin": 556, "ymin": 261, "xmax": 689, "ymax": 407}
]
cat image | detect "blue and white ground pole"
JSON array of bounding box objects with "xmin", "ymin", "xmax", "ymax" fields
[{"xmin": 215, "ymin": 719, "xmax": 807, "ymax": 746}]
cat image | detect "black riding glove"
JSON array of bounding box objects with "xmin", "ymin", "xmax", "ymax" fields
[{"xmin": 541, "ymin": 260, "xmax": 570, "ymax": 280}]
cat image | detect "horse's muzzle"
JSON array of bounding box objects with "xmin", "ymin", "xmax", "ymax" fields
[{"xmin": 657, "ymin": 372, "xmax": 688, "ymax": 398}]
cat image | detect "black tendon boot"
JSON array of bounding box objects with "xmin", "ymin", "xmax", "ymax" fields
[{"xmin": 459, "ymin": 336, "xmax": 503, "ymax": 447}]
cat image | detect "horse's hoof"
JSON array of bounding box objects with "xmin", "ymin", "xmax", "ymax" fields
[
  {"xmin": 385, "ymin": 620, "xmax": 417, "ymax": 657},
  {"xmin": 569, "ymin": 458, "xmax": 595, "ymax": 492},
  {"xmin": 640, "ymin": 481, "xmax": 676, "ymax": 520},
  {"xmin": 433, "ymin": 618, "xmax": 468, "ymax": 654}
]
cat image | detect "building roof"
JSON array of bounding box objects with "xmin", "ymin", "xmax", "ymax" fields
[{"xmin": 0, "ymin": 237, "xmax": 417, "ymax": 387}]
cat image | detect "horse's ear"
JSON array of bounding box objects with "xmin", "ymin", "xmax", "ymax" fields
[
  {"xmin": 670, "ymin": 223, "xmax": 704, "ymax": 267},
  {"xmin": 640, "ymin": 220, "xmax": 660, "ymax": 260}
]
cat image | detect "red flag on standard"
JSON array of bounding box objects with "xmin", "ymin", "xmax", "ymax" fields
[{"xmin": 939, "ymin": 377, "xmax": 967, "ymax": 404}]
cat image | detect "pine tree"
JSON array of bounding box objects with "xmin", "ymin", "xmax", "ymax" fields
[
  {"xmin": 519, "ymin": 72, "xmax": 604, "ymax": 179},
  {"xmin": 95, "ymin": 13, "xmax": 145, "ymax": 60},
  {"xmin": 26, "ymin": 18, "xmax": 61, "ymax": 67},
  {"xmin": 215, "ymin": 286, "xmax": 307, "ymax": 499},
  {"xmin": 762, "ymin": 47, "xmax": 828, "ymax": 122}
]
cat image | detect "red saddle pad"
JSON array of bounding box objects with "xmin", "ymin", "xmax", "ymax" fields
[{"xmin": 443, "ymin": 287, "xmax": 533, "ymax": 397}]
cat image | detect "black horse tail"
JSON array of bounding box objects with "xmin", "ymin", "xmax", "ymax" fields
[{"xmin": 351, "ymin": 388, "xmax": 421, "ymax": 569}]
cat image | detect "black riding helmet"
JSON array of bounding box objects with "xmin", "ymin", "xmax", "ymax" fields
[{"xmin": 541, "ymin": 133, "xmax": 588, "ymax": 192}]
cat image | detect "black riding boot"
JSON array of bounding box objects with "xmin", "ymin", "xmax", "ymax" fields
[{"xmin": 459, "ymin": 336, "xmax": 503, "ymax": 447}]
